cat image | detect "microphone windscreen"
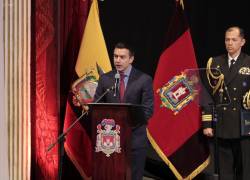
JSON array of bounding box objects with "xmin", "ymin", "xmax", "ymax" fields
[{"xmin": 115, "ymin": 73, "xmax": 120, "ymax": 79}]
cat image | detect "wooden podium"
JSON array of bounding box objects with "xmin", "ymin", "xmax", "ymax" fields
[{"xmin": 88, "ymin": 103, "xmax": 145, "ymax": 180}]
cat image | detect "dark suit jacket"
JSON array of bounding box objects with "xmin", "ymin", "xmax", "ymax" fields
[
  {"xmin": 203, "ymin": 53, "xmax": 250, "ymax": 138},
  {"xmin": 94, "ymin": 67, "xmax": 154, "ymax": 148}
]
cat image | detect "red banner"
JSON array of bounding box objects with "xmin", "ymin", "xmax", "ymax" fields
[{"xmin": 147, "ymin": 2, "xmax": 209, "ymax": 179}]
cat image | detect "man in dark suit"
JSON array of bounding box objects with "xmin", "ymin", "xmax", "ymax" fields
[
  {"xmin": 202, "ymin": 26, "xmax": 250, "ymax": 180},
  {"xmin": 94, "ymin": 42, "xmax": 154, "ymax": 180}
]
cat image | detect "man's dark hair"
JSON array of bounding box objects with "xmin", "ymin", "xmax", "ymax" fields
[
  {"xmin": 226, "ymin": 26, "xmax": 245, "ymax": 38},
  {"xmin": 114, "ymin": 42, "xmax": 135, "ymax": 57}
]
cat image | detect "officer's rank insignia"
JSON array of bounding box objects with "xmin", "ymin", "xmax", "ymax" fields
[
  {"xmin": 239, "ymin": 67, "xmax": 250, "ymax": 75},
  {"xmin": 157, "ymin": 73, "xmax": 197, "ymax": 115},
  {"xmin": 95, "ymin": 118, "xmax": 121, "ymax": 157}
]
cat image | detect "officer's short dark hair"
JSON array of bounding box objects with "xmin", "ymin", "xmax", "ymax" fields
[{"xmin": 226, "ymin": 26, "xmax": 245, "ymax": 39}]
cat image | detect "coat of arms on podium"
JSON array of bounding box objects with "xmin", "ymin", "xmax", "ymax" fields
[{"xmin": 95, "ymin": 118, "xmax": 121, "ymax": 157}]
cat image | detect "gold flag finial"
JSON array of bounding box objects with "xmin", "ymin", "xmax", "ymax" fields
[{"xmin": 176, "ymin": 0, "xmax": 184, "ymax": 9}]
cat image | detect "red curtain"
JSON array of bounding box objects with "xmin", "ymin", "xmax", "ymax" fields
[
  {"xmin": 32, "ymin": 0, "xmax": 59, "ymax": 179},
  {"xmin": 31, "ymin": 0, "xmax": 90, "ymax": 179}
]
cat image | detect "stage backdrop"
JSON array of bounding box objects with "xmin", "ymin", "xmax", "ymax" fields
[{"xmin": 24, "ymin": 0, "xmax": 250, "ymax": 179}]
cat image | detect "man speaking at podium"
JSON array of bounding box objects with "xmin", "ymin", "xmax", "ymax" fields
[{"xmin": 94, "ymin": 42, "xmax": 154, "ymax": 180}]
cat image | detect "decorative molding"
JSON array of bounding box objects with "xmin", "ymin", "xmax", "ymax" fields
[{"xmin": 3, "ymin": 0, "xmax": 31, "ymax": 179}]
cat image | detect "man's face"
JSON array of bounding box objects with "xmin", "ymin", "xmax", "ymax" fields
[
  {"xmin": 113, "ymin": 48, "xmax": 134, "ymax": 72},
  {"xmin": 225, "ymin": 28, "xmax": 245, "ymax": 56}
]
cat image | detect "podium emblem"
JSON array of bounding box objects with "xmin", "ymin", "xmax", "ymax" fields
[{"xmin": 95, "ymin": 118, "xmax": 121, "ymax": 157}]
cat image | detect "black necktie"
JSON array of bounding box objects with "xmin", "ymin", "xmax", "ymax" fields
[{"xmin": 230, "ymin": 59, "xmax": 236, "ymax": 69}]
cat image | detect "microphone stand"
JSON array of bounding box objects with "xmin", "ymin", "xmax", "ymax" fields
[
  {"xmin": 183, "ymin": 67, "xmax": 222, "ymax": 180},
  {"xmin": 211, "ymin": 104, "xmax": 219, "ymax": 180},
  {"xmin": 114, "ymin": 73, "xmax": 120, "ymax": 97},
  {"xmin": 47, "ymin": 86, "xmax": 114, "ymax": 180},
  {"xmin": 212, "ymin": 87, "xmax": 231, "ymax": 180},
  {"xmin": 114, "ymin": 80, "xmax": 117, "ymax": 97}
]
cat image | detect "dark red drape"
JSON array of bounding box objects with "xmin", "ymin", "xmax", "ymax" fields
[
  {"xmin": 31, "ymin": 0, "xmax": 59, "ymax": 179},
  {"xmin": 31, "ymin": 0, "xmax": 90, "ymax": 179}
]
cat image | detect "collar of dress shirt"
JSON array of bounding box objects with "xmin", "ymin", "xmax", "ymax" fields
[
  {"xmin": 120, "ymin": 65, "xmax": 132, "ymax": 77},
  {"xmin": 228, "ymin": 53, "xmax": 240, "ymax": 66}
]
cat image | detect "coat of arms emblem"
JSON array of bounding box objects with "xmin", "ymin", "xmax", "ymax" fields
[
  {"xmin": 95, "ymin": 118, "xmax": 121, "ymax": 157},
  {"xmin": 158, "ymin": 72, "xmax": 198, "ymax": 115}
]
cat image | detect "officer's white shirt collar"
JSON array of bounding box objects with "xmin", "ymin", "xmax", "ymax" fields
[{"xmin": 228, "ymin": 54, "xmax": 240, "ymax": 67}]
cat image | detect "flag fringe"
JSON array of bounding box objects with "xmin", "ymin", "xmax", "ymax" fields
[
  {"xmin": 146, "ymin": 129, "xmax": 210, "ymax": 180},
  {"xmin": 64, "ymin": 144, "xmax": 91, "ymax": 180}
]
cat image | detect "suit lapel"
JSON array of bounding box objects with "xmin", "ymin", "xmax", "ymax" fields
[{"xmin": 216, "ymin": 55, "xmax": 229, "ymax": 84}]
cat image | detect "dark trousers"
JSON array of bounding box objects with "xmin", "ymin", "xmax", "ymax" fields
[
  {"xmin": 241, "ymin": 137, "xmax": 250, "ymax": 180},
  {"xmin": 218, "ymin": 138, "xmax": 250, "ymax": 180},
  {"xmin": 131, "ymin": 147, "xmax": 147, "ymax": 180}
]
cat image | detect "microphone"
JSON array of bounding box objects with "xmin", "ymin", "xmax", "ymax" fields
[{"xmin": 114, "ymin": 72, "xmax": 120, "ymax": 96}]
